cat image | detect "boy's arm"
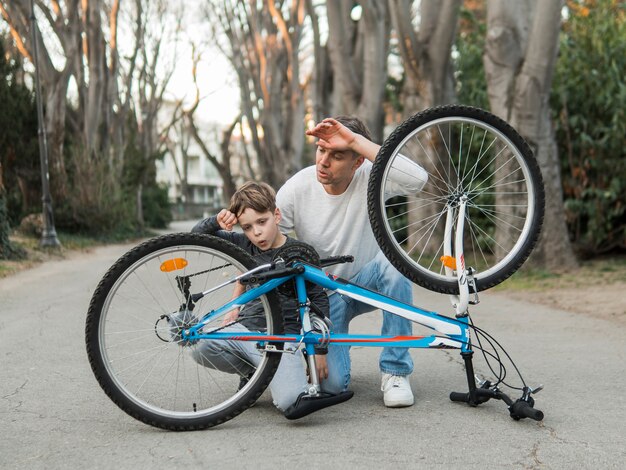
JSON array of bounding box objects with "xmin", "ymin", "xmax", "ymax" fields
[
  {"xmin": 191, "ymin": 212, "xmax": 249, "ymax": 247},
  {"xmin": 308, "ymin": 281, "xmax": 330, "ymax": 356},
  {"xmin": 191, "ymin": 216, "xmax": 221, "ymax": 235},
  {"xmin": 308, "ymin": 283, "xmax": 330, "ymax": 380}
]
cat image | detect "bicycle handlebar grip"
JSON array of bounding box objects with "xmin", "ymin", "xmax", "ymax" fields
[
  {"xmin": 319, "ymin": 255, "xmax": 354, "ymax": 267},
  {"xmin": 509, "ymin": 400, "xmax": 544, "ymax": 421},
  {"xmin": 449, "ymin": 392, "xmax": 470, "ymax": 403}
]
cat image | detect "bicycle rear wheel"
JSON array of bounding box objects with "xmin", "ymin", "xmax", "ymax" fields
[
  {"xmin": 85, "ymin": 233, "xmax": 283, "ymax": 430},
  {"xmin": 368, "ymin": 105, "xmax": 545, "ymax": 294}
]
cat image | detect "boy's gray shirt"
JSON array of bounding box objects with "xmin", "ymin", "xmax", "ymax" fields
[{"xmin": 191, "ymin": 216, "xmax": 329, "ymax": 335}]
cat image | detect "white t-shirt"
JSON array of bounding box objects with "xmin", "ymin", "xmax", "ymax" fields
[
  {"xmin": 277, "ymin": 156, "xmax": 428, "ymax": 279},
  {"xmin": 276, "ymin": 161, "xmax": 377, "ymax": 279}
]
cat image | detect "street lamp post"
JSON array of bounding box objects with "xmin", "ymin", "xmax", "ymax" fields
[{"xmin": 30, "ymin": 0, "xmax": 60, "ymax": 248}]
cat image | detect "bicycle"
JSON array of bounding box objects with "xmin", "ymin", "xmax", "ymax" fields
[{"xmin": 85, "ymin": 105, "xmax": 546, "ymax": 430}]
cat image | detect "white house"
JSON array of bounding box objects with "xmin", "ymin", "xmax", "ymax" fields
[{"xmin": 156, "ymin": 103, "xmax": 225, "ymax": 220}]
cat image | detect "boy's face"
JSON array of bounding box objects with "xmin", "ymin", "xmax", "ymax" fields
[{"xmin": 237, "ymin": 208, "xmax": 283, "ymax": 250}]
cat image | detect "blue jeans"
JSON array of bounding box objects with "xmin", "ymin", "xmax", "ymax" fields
[
  {"xmin": 189, "ymin": 323, "xmax": 312, "ymax": 411},
  {"xmin": 322, "ymin": 251, "xmax": 414, "ymax": 393}
]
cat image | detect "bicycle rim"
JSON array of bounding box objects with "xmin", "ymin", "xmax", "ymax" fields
[
  {"xmin": 90, "ymin": 238, "xmax": 280, "ymax": 428},
  {"xmin": 376, "ymin": 113, "xmax": 540, "ymax": 291}
]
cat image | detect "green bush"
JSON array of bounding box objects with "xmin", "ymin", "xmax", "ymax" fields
[
  {"xmin": 455, "ymin": 1, "xmax": 626, "ymax": 257},
  {"xmin": 552, "ymin": 0, "xmax": 626, "ymax": 256},
  {"xmin": 0, "ymin": 37, "xmax": 40, "ymax": 226},
  {"xmin": 0, "ymin": 191, "xmax": 26, "ymax": 260},
  {"xmin": 142, "ymin": 183, "xmax": 172, "ymax": 229},
  {"xmin": 454, "ymin": 6, "xmax": 489, "ymax": 110}
]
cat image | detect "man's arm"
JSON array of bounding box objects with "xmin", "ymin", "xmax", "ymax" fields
[
  {"xmin": 306, "ymin": 118, "xmax": 380, "ymax": 162},
  {"xmin": 307, "ymin": 118, "xmax": 428, "ymax": 194}
]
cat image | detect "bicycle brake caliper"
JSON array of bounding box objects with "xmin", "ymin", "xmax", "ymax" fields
[{"xmin": 467, "ymin": 267, "xmax": 480, "ymax": 305}]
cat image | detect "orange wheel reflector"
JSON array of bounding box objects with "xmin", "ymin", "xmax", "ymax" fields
[
  {"xmin": 160, "ymin": 258, "xmax": 188, "ymax": 272},
  {"xmin": 440, "ymin": 255, "xmax": 457, "ymax": 270}
]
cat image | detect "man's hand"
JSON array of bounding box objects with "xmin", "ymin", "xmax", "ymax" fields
[
  {"xmin": 306, "ymin": 118, "xmax": 355, "ymax": 152},
  {"xmin": 306, "ymin": 117, "xmax": 380, "ymax": 162},
  {"xmin": 216, "ymin": 209, "xmax": 237, "ymax": 231}
]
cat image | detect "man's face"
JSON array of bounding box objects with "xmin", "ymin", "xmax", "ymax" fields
[
  {"xmin": 237, "ymin": 208, "xmax": 282, "ymax": 250},
  {"xmin": 315, "ymin": 146, "xmax": 364, "ymax": 188}
]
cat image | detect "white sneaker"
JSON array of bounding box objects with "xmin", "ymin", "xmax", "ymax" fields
[{"xmin": 381, "ymin": 374, "xmax": 414, "ymax": 408}]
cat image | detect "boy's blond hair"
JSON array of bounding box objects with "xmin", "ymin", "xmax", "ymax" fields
[{"xmin": 228, "ymin": 181, "xmax": 277, "ymax": 217}]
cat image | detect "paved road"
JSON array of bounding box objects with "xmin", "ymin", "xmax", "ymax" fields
[{"xmin": 1, "ymin": 224, "xmax": 624, "ymax": 469}]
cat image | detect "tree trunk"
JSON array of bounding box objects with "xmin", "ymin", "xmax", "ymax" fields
[
  {"xmin": 484, "ymin": 0, "xmax": 577, "ymax": 270},
  {"xmin": 324, "ymin": 0, "xmax": 390, "ymax": 142},
  {"xmin": 389, "ymin": 0, "xmax": 461, "ymax": 255},
  {"xmin": 44, "ymin": 70, "xmax": 71, "ymax": 199},
  {"xmin": 208, "ymin": 0, "xmax": 307, "ymax": 187},
  {"xmin": 390, "ymin": 0, "xmax": 461, "ymax": 117}
]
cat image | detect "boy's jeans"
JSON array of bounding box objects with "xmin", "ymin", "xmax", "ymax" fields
[
  {"xmin": 322, "ymin": 251, "xmax": 414, "ymax": 394},
  {"xmin": 189, "ymin": 323, "xmax": 313, "ymax": 411}
]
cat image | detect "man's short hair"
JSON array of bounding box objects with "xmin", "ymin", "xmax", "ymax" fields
[
  {"xmin": 228, "ymin": 181, "xmax": 277, "ymax": 217},
  {"xmin": 334, "ymin": 115, "xmax": 372, "ymax": 143}
]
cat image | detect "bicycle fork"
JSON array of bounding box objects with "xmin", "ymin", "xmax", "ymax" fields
[
  {"xmin": 442, "ymin": 195, "xmax": 478, "ymax": 318},
  {"xmin": 443, "ymin": 199, "xmax": 544, "ymax": 421},
  {"xmin": 295, "ymin": 275, "xmax": 323, "ymax": 396}
]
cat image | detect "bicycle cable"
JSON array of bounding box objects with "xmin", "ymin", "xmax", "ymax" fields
[{"xmin": 430, "ymin": 312, "xmax": 529, "ymax": 391}]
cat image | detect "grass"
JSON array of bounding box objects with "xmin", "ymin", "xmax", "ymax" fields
[
  {"xmin": 494, "ymin": 255, "xmax": 626, "ymax": 292},
  {"xmin": 0, "ymin": 228, "xmax": 157, "ymax": 279}
]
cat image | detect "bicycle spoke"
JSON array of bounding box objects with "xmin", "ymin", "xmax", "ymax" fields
[{"xmin": 372, "ymin": 109, "xmax": 541, "ymax": 292}]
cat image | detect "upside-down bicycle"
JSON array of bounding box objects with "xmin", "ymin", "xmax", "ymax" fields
[{"xmin": 85, "ymin": 105, "xmax": 546, "ymax": 430}]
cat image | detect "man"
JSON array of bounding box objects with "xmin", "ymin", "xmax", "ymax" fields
[{"xmin": 276, "ymin": 116, "xmax": 428, "ymax": 407}]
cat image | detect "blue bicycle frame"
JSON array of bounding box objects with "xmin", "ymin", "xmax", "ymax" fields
[
  {"xmin": 182, "ymin": 262, "xmax": 472, "ymax": 355},
  {"xmin": 181, "ymin": 197, "xmax": 478, "ymax": 393}
]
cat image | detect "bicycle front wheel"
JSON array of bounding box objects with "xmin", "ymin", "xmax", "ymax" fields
[
  {"xmin": 368, "ymin": 105, "xmax": 545, "ymax": 294},
  {"xmin": 85, "ymin": 233, "xmax": 283, "ymax": 430}
]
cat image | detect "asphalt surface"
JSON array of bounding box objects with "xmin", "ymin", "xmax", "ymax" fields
[{"xmin": 1, "ymin": 222, "xmax": 625, "ymax": 469}]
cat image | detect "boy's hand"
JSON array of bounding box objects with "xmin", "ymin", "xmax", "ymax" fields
[
  {"xmin": 216, "ymin": 209, "xmax": 237, "ymax": 231},
  {"xmin": 306, "ymin": 118, "xmax": 355, "ymax": 152},
  {"xmin": 313, "ymin": 355, "xmax": 328, "ymax": 381},
  {"xmin": 221, "ymin": 308, "xmax": 239, "ymax": 326}
]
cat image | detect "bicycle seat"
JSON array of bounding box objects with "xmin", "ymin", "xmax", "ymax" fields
[{"xmin": 283, "ymin": 390, "xmax": 354, "ymax": 420}]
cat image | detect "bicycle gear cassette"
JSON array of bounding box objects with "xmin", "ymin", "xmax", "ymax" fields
[
  {"xmin": 272, "ymin": 241, "xmax": 321, "ymax": 267},
  {"xmin": 272, "ymin": 242, "xmax": 321, "ymax": 295}
]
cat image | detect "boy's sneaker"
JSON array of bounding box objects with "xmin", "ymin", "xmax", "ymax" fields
[{"xmin": 381, "ymin": 373, "xmax": 414, "ymax": 408}]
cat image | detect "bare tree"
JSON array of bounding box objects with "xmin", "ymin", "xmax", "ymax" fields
[
  {"xmin": 305, "ymin": 0, "xmax": 333, "ymax": 123},
  {"xmin": 322, "ymin": 1, "xmax": 390, "ymax": 142},
  {"xmin": 484, "ymin": 0, "xmax": 577, "ymax": 270},
  {"xmin": 389, "ymin": 0, "xmax": 461, "ymax": 115},
  {"xmin": 2, "ymin": 0, "xmax": 183, "ymax": 230},
  {"xmin": 0, "ymin": 0, "xmax": 79, "ymax": 197},
  {"xmin": 387, "ymin": 0, "xmax": 461, "ymax": 253},
  {"xmin": 205, "ymin": 0, "xmax": 307, "ymax": 188},
  {"xmin": 173, "ymin": 43, "xmax": 240, "ymax": 201}
]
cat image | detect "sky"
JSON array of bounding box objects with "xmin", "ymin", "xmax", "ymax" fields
[{"xmin": 166, "ymin": 44, "xmax": 241, "ymax": 126}]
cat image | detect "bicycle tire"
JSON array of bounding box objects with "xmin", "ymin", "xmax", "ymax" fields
[
  {"xmin": 85, "ymin": 233, "xmax": 283, "ymax": 430},
  {"xmin": 368, "ymin": 105, "xmax": 545, "ymax": 294}
]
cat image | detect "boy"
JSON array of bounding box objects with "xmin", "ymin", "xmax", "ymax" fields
[{"xmin": 183, "ymin": 181, "xmax": 344, "ymax": 418}]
